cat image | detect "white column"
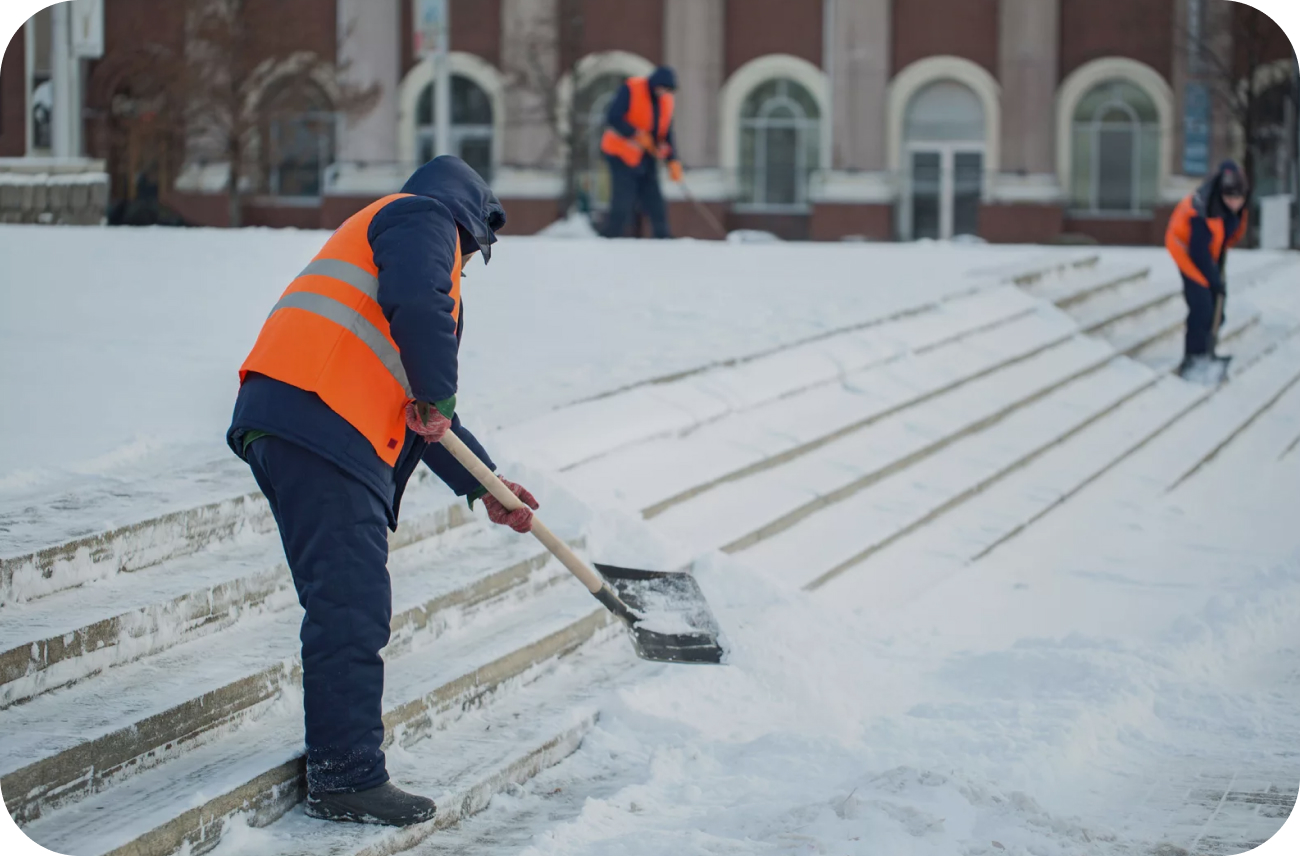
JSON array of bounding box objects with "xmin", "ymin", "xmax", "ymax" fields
[
  {"xmin": 337, "ymin": 0, "xmax": 401, "ymax": 165},
  {"xmin": 998, "ymin": 0, "xmax": 1058, "ymax": 177},
  {"xmin": 663, "ymin": 0, "xmax": 724, "ymax": 167},
  {"xmin": 50, "ymin": 1, "xmax": 72, "ymax": 158},
  {"xmin": 829, "ymin": 0, "xmax": 889, "ymax": 171},
  {"xmin": 433, "ymin": 0, "xmax": 451, "ymax": 157}
]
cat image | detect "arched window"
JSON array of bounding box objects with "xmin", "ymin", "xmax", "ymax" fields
[
  {"xmin": 571, "ymin": 73, "xmax": 628, "ymax": 211},
  {"xmin": 1071, "ymin": 80, "xmax": 1159, "ymax": 212},
  {"xmin": 260, "ymin": 80, "xmax": 335, "ymax": 198},
  {"xmin": 739, "ymin": 78, "xmax": 820, "ymax": 209},
  {"xmin": 902, "ymin": 80, "xmax": 985, "ymax": 240},
  {"xmin": 416, "ymin": 74, "xmax": 494, "ymax": 182}
]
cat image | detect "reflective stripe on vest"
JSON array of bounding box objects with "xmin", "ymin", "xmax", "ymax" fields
[
  {"xmin": 239, "ymin": 192, "xmax": 463, "ymax": 466},
  {"xmin": 601, "ymin": 77, "xmax": 675, "ymax": 168}
]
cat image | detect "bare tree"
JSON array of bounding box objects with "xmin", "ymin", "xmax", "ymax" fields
[
  {"xmin": 1180, "ymin": 2, "xmax": 1297, "ymax": 242},
  {"xmin": 507, "ymin": 0, "xmax": 587, "ymax": 219},
  {"xmin": 179, "ymin": 0, "xmax": 379, "ymax": 226}
]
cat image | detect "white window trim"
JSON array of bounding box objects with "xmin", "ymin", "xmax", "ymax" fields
[
  {"xmin": 720, "ymin": 53, "xmax": 830, "ymax": 206},
  {"xmin": 1055, "ymin": 57, "xmax": 1174, "ymax": 208},
  {"xmin": 397, "ymin": 51, "xmax": 505, "ymax": 170},
  {"xmin": 739, "ymin": 89, "xmax": 820, "ymax": 210},
  {"xmin": 887, "ymin": 56, "xmax": 1001, "ymax": 186}
]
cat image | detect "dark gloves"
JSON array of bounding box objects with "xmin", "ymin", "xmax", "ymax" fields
[
  {"xmin": 478, "ymin": 478, "xmax": 539, "ymax": 533},
  {"xmin": 405, "ymin": 396, "xmax": 456, "ymax": 443}
]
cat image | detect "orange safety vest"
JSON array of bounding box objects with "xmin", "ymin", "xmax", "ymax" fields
[
  {"xmin": 600, "ymin": 76, "xmax": 675, "ymax": 168},
  {"xmin": 1165, "ymin": 194, "xmax": 1248, "ymax": 287},
  {"xmin": 239, "ymin": 193, "xmax": 462, "ymax": 466}
]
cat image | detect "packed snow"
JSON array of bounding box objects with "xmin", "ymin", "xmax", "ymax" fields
[{"xmin": 3, "ymin": 222, "xmax": 1300, "ymax": 856}]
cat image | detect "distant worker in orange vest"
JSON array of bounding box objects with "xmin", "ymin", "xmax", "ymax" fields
[
  {"xmin": 1165, "ymin": 160, "xmax": 1249, "ymax": 382},
  {"xmin": 600, "ymin": 66, "xmax": 681, "ymax": 238},
  {"xmin": 227, "ymin": 156, "xmax": 537, "ymax": 827}
]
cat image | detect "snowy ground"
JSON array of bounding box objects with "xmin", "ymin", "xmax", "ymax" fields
[{"xmin": 3, "ymin": 224, "xmax": 1300, "ymax": 856}]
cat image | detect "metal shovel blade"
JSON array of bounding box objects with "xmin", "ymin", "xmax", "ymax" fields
[{"xmin": 594, "ymin": 564, "xmax": 726, "ymax": 665}]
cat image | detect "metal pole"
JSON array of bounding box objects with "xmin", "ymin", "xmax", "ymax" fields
[
  {"xmin": 50, "ymin": 1, "xmax": 71, "ymax": 158},
  {"xmin": 822, "ymin": 0, "xmax": 835, "ymax": 170},
  {"xmin": 434, "ymin": 0, "xmax": 451, "ymax": 158}
]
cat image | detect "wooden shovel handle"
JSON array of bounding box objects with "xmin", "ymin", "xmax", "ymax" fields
[{"xmin": 438, "ymin": 431, "xmax": 605, "ymax": 594}]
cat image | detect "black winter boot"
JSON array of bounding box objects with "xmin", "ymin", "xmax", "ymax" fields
[{"xmin": 305, "ymin": 782, "xmax": 437, "ymax": 826}]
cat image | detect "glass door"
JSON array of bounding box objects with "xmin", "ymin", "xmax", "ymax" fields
[
  {"xmin": 906, "ymin": 145, "xmax": 984, "ymax": 240},
  {"xmin": 910, "ymin": 150, "xmax": 942, "ymax": 240},
  {"xmin": 952, "ymin": 150, "xmax": 984, "ymax": 238}
]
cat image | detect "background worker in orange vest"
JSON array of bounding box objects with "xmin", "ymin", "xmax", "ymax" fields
[
  {"xmin": 226, "ymin": 156, "xmax": 537, "ymax": 827},
  {"xmin": 1165, "ymin": 160, "xmax": 1250, "ymax": 381},
  {"xmin": 600, "ymin": 66, "xmax": 681, "ymax": 238}
]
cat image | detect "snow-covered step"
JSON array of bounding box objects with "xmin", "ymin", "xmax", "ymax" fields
[
  {"xmin": 0, "ymin": 489, "xmax": 275, "ymax": 607},
  {"xmin": 0, "ymin": 466, "xmax": 464, "ymax": 608},
  {"xmin": 998, "ymin": 253, "xmax": 1099, "ymax": 287},
  {"xmin": 737, "ymin": 356, "xmax": 1159, "ymax": 591},
  {"xmin": 648, "ymin": 335, "xmax": 1117, "ymax": 558},
  {"xmin": 1162, "ymin": 336, "xmax": 1300, "ymax": 492},
  {"xmin": 1068, "ymin": 272, "xmax": 1180, "ymax": 334},
  {"xmin": 205, "ymin": 639, "xmax": 641, "ymax": 856},
  {"xmin": 14, "ymin": 581, "xmax": 610, "ymax": 856},
  {"xmin": 496, "ymin": 284, "xmax": 1041, "ymax": 472},
  {"xmin": 562, "ymin": 305, "xmax": 1079, "ymax": 518},
  {"xmin": 830, "ymin": 376, "xmax": 1212, "ymax": 610},
  {"xmin": 1176, "ymin": 361, "xmax": 1300, "ymax": 486},
  {"xmin": 0, "ymin": 490, "xmax": 472, "ymax": 708},
  {"xmin": 1, "ymin": 525, "xmax": 583, "ymax": 827},
  {"xmin": 1025, "ymin": 262, "xmax": 1149, "ymax": 307}
]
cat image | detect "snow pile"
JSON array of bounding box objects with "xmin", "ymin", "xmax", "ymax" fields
[{"xmin": 536, "ymin": 211, "xmax": 601, "ymax": 239}]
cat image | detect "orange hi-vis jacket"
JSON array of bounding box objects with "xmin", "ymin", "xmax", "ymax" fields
[
  {"xmin": 601, "ymin": 76, "xmax": 675, "ymax": 168},
  {"xmin": 239, "ymin": 193, "xmax": 462, "ymax": 467},
  {"xmin": 1165, "ymin": 193, "xmax": 1248, "ymax": 288}
]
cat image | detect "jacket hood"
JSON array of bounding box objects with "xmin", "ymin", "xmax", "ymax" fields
[
  {"xmin": 647, "ymin": 66, "xmax": 677, "ymax": 91},
  {"xmin": 400, "ymin": 156, "xmax": 506, "ymax": 262},
  {"xmin": 1196, "ymin": 159, "xmax": 1250, "ymax": 219}
]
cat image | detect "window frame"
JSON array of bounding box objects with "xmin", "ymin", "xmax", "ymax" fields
[
  {"xmin": 735, "ymin": 78, "xmax": 821, "ymax": 213},
  {"xmin": 415, "ymin": 73, "xmax": 495, "ymax": 182}
]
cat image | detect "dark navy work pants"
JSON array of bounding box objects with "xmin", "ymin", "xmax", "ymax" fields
[
  {"xmin": 246, "ymin": 436, "xmax": 392, "ymax": 794},
  {"xmin": 602, "ymin": 155, "xmax": 670, "ymax": 239},
  {"xmin": 1183, "ymin": 277, "xmax": 1225, "ymax": 358}
]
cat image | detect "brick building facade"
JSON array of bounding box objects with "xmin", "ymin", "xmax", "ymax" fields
[{"xmin": 1, "ymin": 0, "xmax": 1294, "ymax": 242}]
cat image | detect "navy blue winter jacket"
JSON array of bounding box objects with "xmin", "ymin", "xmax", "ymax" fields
[{"xmin": 228, "ymin": 157, "xmax": 506, "ymax": 527}]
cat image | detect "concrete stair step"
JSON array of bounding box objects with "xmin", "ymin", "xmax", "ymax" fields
[
  {"xmin": 2, "ymin": 524, "xmax": 583, "ymax": 827},
  {"xmin": 648, "ymin": 335, "xmax": 1116, "ymax": 558},
  {"xmin": 831, "ymin": 375, "xmax": 1213, "ymax": 611},
  {"xmin": 996, "ymin": 253, "xmax": 1099, "ymax": 287},
  {"xmin": 1163, "ymin": 336, "xmax": 1300, "ymax": 492},
  {"xmin": 735, "ymin": 356, "xmax": 1158, "ymax": 591},
  {"xmin": 497, "ymin": 284, "xmax": 1042, "ymax": 472},
  {"xmin": 0, "ymin": 490, "xmax": 472, "ymax": 708},
  {"xmin": 1026, "ymin": 262, "xmax": 1149, "ymax": 308},
  {"xmin": 0, "ymin": 466, "xmax": 464, "ymax": 608},
  {"xmin": 1067, "ymin": 273, "xmax": 1180, "ymax": 333},
  {"xmin": 205, "ymin": 638, "xmax": 640, "ymax": 856},
  {"xmin": 15, "ymin": 580, "xmax": 610, "ymax": 856},
  {"xmin": 562, "ymin": 306, "xmax": 1079, "ymax": 518}
]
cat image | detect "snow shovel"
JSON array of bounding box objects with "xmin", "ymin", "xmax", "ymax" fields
[{"xmin": 438, "ymin": 432, "xmax": 726, "ymax": 665}]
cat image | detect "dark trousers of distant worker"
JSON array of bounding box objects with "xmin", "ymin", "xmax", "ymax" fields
[
  {"xmin": 1183, "ymin": 277, "xmax": 1225, "ymax": 358},
  {"xmin": 245, "ymin": 436, "xmax": 391, "ymax": 795},
  {"xmin": 602, "ymin": 155, "xmax": 670, "ymax": 239}
]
